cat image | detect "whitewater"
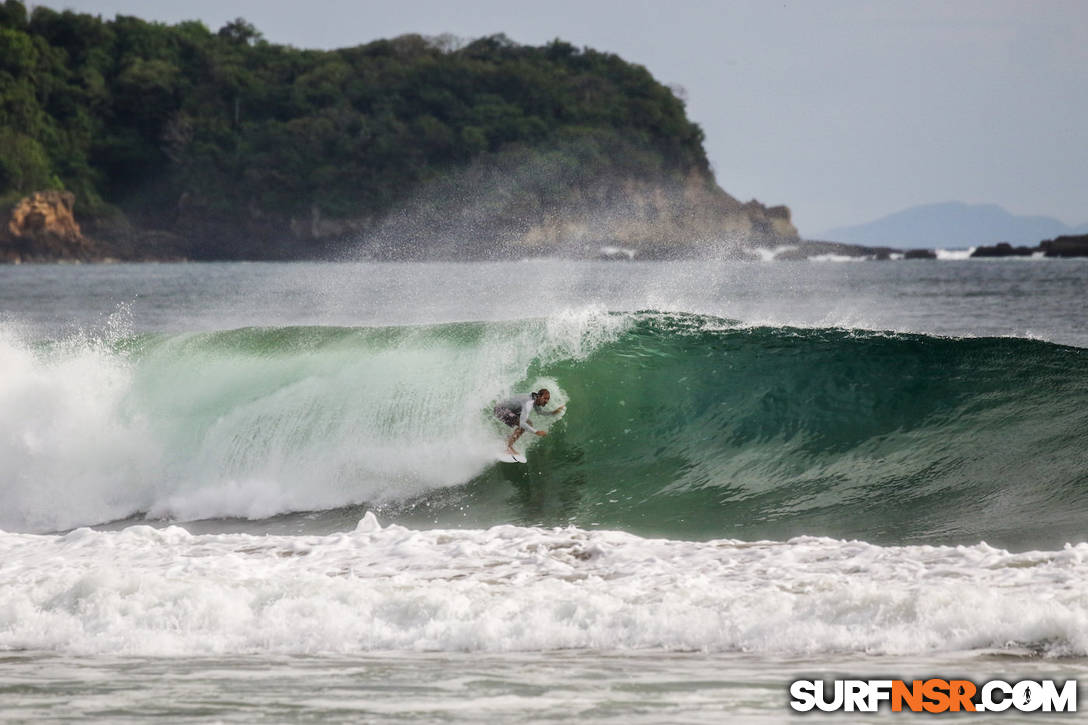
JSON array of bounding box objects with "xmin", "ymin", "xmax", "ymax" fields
[{"xmin": 2, "ymin": 259, "xmax": 1087, "ymax": 722}]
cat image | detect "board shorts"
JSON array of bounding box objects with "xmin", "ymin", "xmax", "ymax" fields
[{"xmin": 494, "ymin": 406, "xmax": 522, "ymax": 428}]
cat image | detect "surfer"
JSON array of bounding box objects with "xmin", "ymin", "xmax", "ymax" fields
[{"xmin": 494, "ymin": 388, "xmax": 565, "ymax": 456}]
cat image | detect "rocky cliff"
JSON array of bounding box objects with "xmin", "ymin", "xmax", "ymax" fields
[
  {"xmin": 511, "ymin": 174, "xmax": 798, "ymax": 260},
  {"xmin": 1, "ymin": 191, "xmax": 93, "ymax": 263},
  {"xmin": 0, "ymin": 180, "xmax": 799, "ymax": 262},
  {"xmin": 349, "ymin": 161, "xmax": 799, "ymax": 261}
]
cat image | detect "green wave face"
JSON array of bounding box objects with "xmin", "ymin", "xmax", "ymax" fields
[
  {"xmin": 6, "ymin": 312, "xmax": 1087, "ymax": 547},
  {"xmin": 421, "ymin": 315, "xmax": 1088, "ymax": 549}
]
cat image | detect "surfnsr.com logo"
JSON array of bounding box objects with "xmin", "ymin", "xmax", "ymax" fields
[{"xmin": 789, "ymin": 679, "xmax": 1077, "ymax": 713}]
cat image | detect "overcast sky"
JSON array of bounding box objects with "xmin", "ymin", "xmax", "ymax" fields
[{"xmin": 42, "ymin": 0, "xmax": 1088, "ymax": 236}]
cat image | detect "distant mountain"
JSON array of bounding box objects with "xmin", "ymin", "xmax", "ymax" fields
[{"xmin": 820, "ymin": 203, "xmax": 1088, "ymax": 249}]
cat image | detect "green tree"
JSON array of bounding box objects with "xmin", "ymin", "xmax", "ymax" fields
[
  {"xmin": 4, "ymin": 8, "xmax": 716, "ymax": 256},
  {"xmin": 0, "ymin": 128, "xmax": 55, "ymax": 192}
]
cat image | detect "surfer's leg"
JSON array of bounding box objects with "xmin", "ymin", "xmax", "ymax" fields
[{"xmin": 506, "ymin": 427, "xmax": 524, "ymax": 454}]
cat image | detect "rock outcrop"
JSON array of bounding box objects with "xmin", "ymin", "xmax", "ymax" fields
[
  {"xmin": 1, "ymin": 191, "xmax": 94, "ymax": 262},
  {"xmin": 903, "ymin": 249, "xmax": 937, "ymax": 259},
  {"xmin": 969, "ymin": 235, "xmax": 1088, "ymax": 258},
  {"xmin": 970, "ymin": 242, "xmax": 1035, "ymax": 258},
  {"xmin": 1040, "ymin": 235, "xmax": 1088, "ymax": 257}
]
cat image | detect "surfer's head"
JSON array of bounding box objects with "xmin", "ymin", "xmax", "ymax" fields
[{"xmin": 533, "ymin": 388, "xmax": 550, "ymax": 406}]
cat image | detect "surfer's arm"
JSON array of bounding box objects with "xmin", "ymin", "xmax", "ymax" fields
[{"xmin": 518, "ymin": 403, "xmax": 538, "ymax": 434}]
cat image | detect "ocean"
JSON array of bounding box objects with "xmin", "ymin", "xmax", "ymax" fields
[{"xmin": 1, "ymin": 259, "xmax": 1086, "ymax": 722}]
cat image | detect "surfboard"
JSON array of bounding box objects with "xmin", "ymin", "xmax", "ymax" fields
[{"xmin": 497, "ymin": 452, "xmax": 527, "ymax": 464}]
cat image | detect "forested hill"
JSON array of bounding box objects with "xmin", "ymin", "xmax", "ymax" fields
[{"xmin": 0, "ymin": 2, "xmax": 797, "ymax": 261}]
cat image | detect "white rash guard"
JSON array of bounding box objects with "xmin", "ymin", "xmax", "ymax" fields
[{"xmin": 499, "ymin": 394, "xmax": 543, "ymax": 433}]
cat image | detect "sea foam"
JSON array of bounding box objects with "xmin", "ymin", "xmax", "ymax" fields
[{"xmin": 1, "ymin": 517, "xmax": 1085, "ymax": 657}]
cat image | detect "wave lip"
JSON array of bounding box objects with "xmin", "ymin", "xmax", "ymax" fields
[{"xmin": 1, "ymin": 517, "xmax": 1086, "ymax": 657}]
